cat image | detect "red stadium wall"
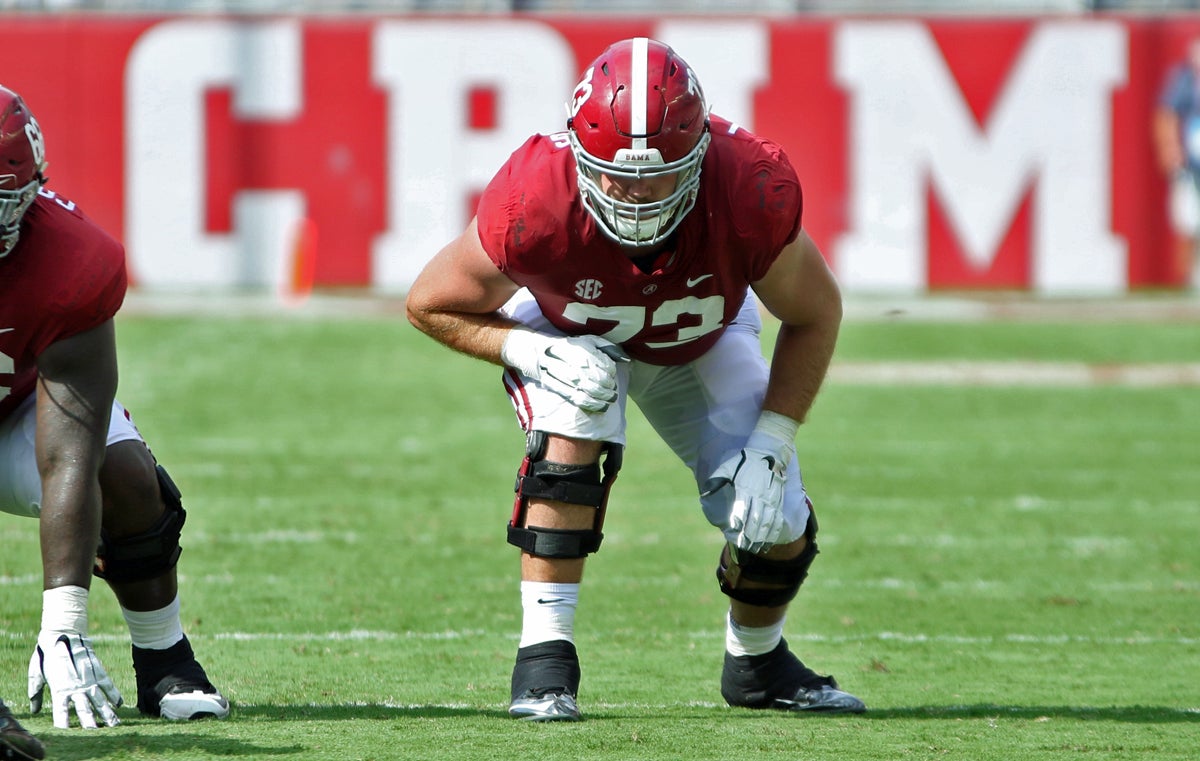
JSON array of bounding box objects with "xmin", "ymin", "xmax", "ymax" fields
[{"xmin": 1, "ymin": 14, "xmax": 1196, "ymax": 294}]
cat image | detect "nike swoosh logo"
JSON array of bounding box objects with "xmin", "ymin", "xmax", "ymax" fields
[
  {"xmin": 0, "ymin": 328, "xmax": 14, "ymax": 334},
  {"xmin": 686, "ymin": 274, "xmax": 713, "ymax": 287},
  {"xmin": 537, "ymin": 598, "xmax": 566, "ymax": 605}
]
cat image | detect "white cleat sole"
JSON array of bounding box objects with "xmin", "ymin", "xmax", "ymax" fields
[
  {"xmin": 159, "ymin": 691, "xmax": 231, "ymax": 721},
  {"xmin": 508, "ymin": 693, "xmax": 581, "ymax": 722}
]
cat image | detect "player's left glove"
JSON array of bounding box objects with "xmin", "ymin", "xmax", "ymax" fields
[{"xmin": 702, "ymin": 411, "xmax": 800, "ymax": 555}]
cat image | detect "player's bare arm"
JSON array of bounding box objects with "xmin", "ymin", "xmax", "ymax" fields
[
  {"xmin": 34, "ymin": 319, "xmax": 118, "ymax": 589},
  {"xmin": 405, "ymin": 216, "xmax": 521, "ymax": 364},
  {"xmin": 751, "ymin": 229, "xmax": 842, "ymax": 425},
  {"xmin": 407, "ymin": 217, "xmax": 627, "ymax": 415},
  {"xmin": 27, "ymin": 321, "xmax": 124, "ymax": 729}
]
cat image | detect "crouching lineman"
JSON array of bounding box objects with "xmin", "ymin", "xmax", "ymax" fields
[
  {"xmin": 0, "ymin": 84, "xmax": 228, "ymax": 728},
  {"xmin": 405, "ymin": 38, "xmax": 866, "ymax": 720}
]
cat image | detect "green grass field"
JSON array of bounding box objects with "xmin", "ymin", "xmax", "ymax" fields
[{"xmin": 1, "ymin": 295, "xmax": 1197, "ymax": 760}]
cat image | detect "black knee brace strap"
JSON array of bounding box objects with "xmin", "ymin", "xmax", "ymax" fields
[
  {"xmin": 507, "ymin": 431, "xmax": 623, "ymax": 559},
  {"xmin": 94, "ymin": 464, "xmax": 187, "ymax": 583},
  {"xmin": 716, "ymin": 511, "xmax": 819, "ymax": 608}
]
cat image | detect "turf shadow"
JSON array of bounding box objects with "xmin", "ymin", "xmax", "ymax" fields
[
  {"xmin": 862, "ymin": 704, "xmax": 1200, "ymax": 723},
  {"xmin": 39, "ymin": 731, "xmax": 300, "ymax": 761},
  {"xmin": 230, "ymin": 704, "xmax": 510, "ymax": 721}
]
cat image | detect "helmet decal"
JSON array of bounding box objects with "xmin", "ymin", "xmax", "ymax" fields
[{"xmin": 24, "ymin": 115, "xmax": 46, "ymax": 170}]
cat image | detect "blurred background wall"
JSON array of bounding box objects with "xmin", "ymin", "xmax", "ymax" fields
[{"xmin": 2, "ymin": 2, "xmax": 1198, "ymax": 295}]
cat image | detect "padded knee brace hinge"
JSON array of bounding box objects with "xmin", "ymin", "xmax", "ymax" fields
[
  {"xmin": 716, "ymin": 511, "xmax": 820, "ymax": 608},
  {"xmin": 94, "ymin": 464, "xmax": 187, "ymax": 583},
  {"xmin": 507, "ymin": 431, "xmax": 623, "ymax": 559}
]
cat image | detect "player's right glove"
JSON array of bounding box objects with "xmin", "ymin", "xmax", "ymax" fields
[
  {"xmin": 28, "ymin": 632, "xmax": 123, "ymax": 729},
  {"xmin": 500, "ymin": 327, "xmax": 630, "ymax": 413},
  {"xmin": 27, "ymin": 586, "xmax": 122, "ymax": 729}
]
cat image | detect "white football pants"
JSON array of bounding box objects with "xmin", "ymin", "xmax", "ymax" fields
[{"xmin": 499, "ymin": 289, "xmax": 812, "ymax": 545}]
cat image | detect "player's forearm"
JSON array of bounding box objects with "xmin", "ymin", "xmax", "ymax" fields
[
  {"xmin": 34, "ymin": 366, "xmax": 113, "ymax": 590},
  {"xmin": 761, "ymin": 318, "xmax": 839, "ymax": 426},
  {"xmin": 408, "ymin": 307, "xmax": 518, "ymax": 367},
  {"xmin": 37, "ymin": 475, "xmax": 103, "ymax": 590}
]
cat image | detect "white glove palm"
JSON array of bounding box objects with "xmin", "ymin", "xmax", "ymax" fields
[
  {"xmin": 28, "ymin": 631, "xmax": 122, "ymax": 729},
  {"xmin": 501, "ymin": 327, "xmax": 629, "ymax": 413},
  {"xmin": 702, "ymin": 414, "xmax": 800, "ymax": 555}
]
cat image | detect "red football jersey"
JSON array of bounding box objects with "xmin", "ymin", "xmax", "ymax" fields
[
  {"xmin": 0, "ymin": 189, "xmax": 127, "ymax": 420},
  {"xmin": 476, "ymin": 115, "xmax": 803, "ymax": 366}
]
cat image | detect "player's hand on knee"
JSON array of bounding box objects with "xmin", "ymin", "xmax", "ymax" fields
[
  {"xmin": 703, "ymin": 413, "xmax": 800, "ymax": 555},
  {"xmin": 28, "ymin": 631, "xmax": 122, "ymax": 729},
  {"xmin": 501, "ymin": 327, "xmax": 629, "ymax": 413}
]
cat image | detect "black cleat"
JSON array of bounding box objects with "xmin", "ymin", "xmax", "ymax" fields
[
  {"xmin": 508, "ymin": 640, "xmax": 582, "ymax": 721},
  {"xmin": 722, "ymin": 638, "xmax": 866, "ymax": 714},
  {"xmin": 132, "ymin": 636, "xmax": 229, "ymax": 721},
  {"xmin": 0, "ymin": 701, "xmax": 44, "ymax": 761}
]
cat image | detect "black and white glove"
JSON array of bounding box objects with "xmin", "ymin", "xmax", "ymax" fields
[
  {"xmin": 500, "ymin": 327, "xmax": 629, "ymax": 413},
  {"xmin": 27, "ymin": 586, "xmax": 122, "ymax": 729},
  {"xmin": 702, "ymin": 411, "xmax": 801, "ymax": 555}
]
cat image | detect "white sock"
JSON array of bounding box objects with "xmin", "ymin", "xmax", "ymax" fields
[
  {"xmin": 122, "ymin": 596, "xmax": 185, "ymax": 650},
  {"xmin": 518, "ymin": 581, "xmax": 579, "ymax": 648},
  {"xmin": 725, "ymin": 612, "xmax": 784, "ymax": 657}
]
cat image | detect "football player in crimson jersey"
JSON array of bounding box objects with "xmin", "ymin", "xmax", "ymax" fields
[
  {"xmin": 0, "ymin": 85, "xmax": 228, "ymax": 735},
  {"xmin": 407, "ymin": 38, "xmax": 865, "ymax": 721}
]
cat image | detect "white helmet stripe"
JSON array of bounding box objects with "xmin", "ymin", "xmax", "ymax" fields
[{"xmin": 631, "ymin": 37, "xmax": 648, "ymax": 150}]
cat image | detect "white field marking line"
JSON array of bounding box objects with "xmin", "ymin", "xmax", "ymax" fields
[
  {"xmin": 2, "ymin": 629, "xmax": 1195, "ymax": 646},
  {"xmin": 817, "ymin": 577, "xmax": 1200, "ymax": 592},
  {"xmin": 829, "ymin": 361, "xmax": 1200, "ymax": 387},
  {"xmin": 186, "ymin": 529, "xmax": 361, "ymax": 544},
  {"xmin": 0, "ymin": 574, "xmax": 39, "ymax": 586}
]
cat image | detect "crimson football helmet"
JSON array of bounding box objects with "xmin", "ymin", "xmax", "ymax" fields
[
  {"xmin": 0, "ymin": 85, "xmax": 47, "ymax": 258},
  {"xmin": 567, "ymin": 37, "xmax": 710, "ymax": 248}
]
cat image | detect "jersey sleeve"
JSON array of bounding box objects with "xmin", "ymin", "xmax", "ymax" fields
[
  {"xmin": 740, "ymin": 142, "xmax": 804, "ymax": 283},
  {"xmin": 476, "ymin": 145, "xmax": 523, "ymax": 274},
  {"xmin": 35, "ymin": 235, "xmax": 127, "ymax": 355},
  {"xmin": 475, "ymin": 134, "xmax": 577, "ymax": 281}
]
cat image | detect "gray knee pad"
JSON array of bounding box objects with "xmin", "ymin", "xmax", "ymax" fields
[
  {"xmin": 507, "ymin": 430, "xmax": 623, "ymax": 559},
  {"xmin": 94, "ymin": 464, "xmax": 187, "ymax": 583},
  {"xmin": 716, "ymin": 512, "xmax": 819, "ymax": 608}
]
